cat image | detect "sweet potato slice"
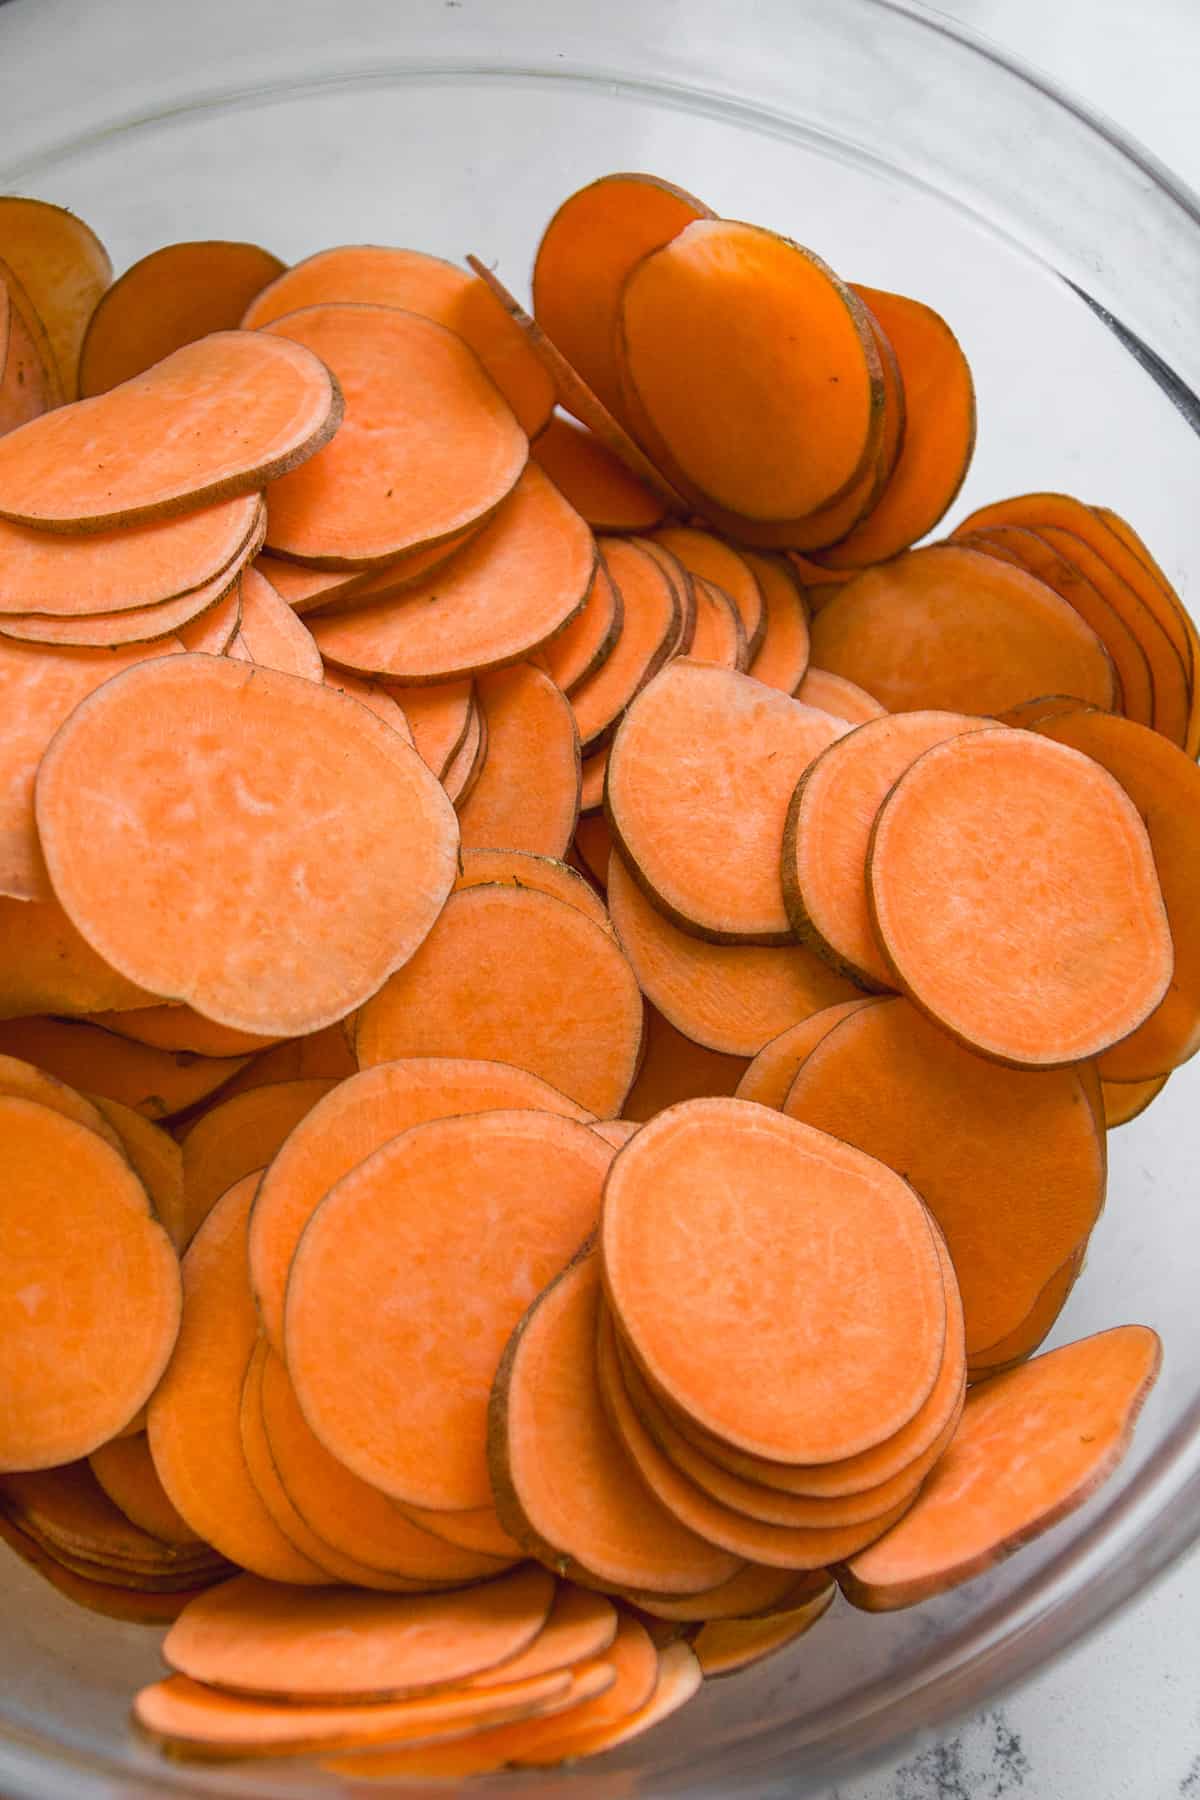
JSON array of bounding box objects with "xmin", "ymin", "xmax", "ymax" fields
[
  {"xmin": 783, "ymin": 710, "xmax": 988, "ymax": 987},
  {"xmin": 651, "ymin": 526, "xmax": 766, "ymax": 658},
  {"xmin": 0, "ymin": 893, "xmax": 155, "ymax": 1019},
  {"xmin": 175, "ymin": 581, "xmax": 244, "ymax": 655},
  {"xmin": 0, "ymin": 568, "xmax": 244, "ymax": 651},
  {"xmin": 868, "ymin": 725, "xmax": 1172, "ymax": 1065},
  {"xmin": 213, "ymin": 1026, "xmax": 356, "ymax": 1103},
  {"xmin": 457, "ymin": 662, "xmax": 581, "ymax": 859},
  {"xmin": 635, "ymin": 535, "xmax": 699, "ymax": 654},
  {"xmin": 89, "ymin": 1435, "xmax": 201, "ymax": 1547},
  {"xmin": 689, "ymin": 576, "xmax": 748, "ymax": 669},
  {"xmin": 88, "ymin": 1096, "xmax": 186, "ymax": 1250},
  {"xmin": 146, "ymin": 1173, "xmax": 326, "ymax": 1582},
  {"xmin": 1030, "ymin": 708, "xmax": 1200, "ymax": 1080},
  {"xmin": 256, "ymin": 1344, "xmax": 509, "ymax": 1584},
  {"xmin": 37, "ymin": 655, "xmax": 458, "ymax": 1037},
  {"xmin": 0, "ymin": 1506, "xmax": 214, "ymax": 1625},
  {"xmin": 735, "ymin": 999, "xmax": 879, "ymax": 1110},
  {"xmin": 261, "ymin": 302, "xmax": 526, "ymax": 567},
  {"xmin": 580, "ymin": 747, "xmax": 609, "ymax": 813},
  {"xmin": 520, "ymin": 1635, "xmax": 700, "ymax": 1764},
  {"xmin": 743, "ymin": 551, "xmax": 811, "ymax": 693},
  {"xmin": 1102, "ymin": 1075, "xmax": 1169, "ymax": 1128},
  {"xmin": 619, "ymin": 221, "xmax": 882, "ymax": 520},
  {"xmin": 442, "ymin": 701, "xmax": 488, "ymax": 807},
  {"xmin": 623, "ymin": 1005, "xmax": 748, "ymax": 1122},
  {"xmin": 286, "ymin": 1110, "xmax": 613, "ymax": 1510},
  {"xmin": 815, "ymin": 287, "xmax": 975, "ymax": 568},
  {"xmin": 607, "ymin": 660, "xmax": 849, "ymax": 943},
  {"xmin": 470, "ymin": 1585, "xmax": 618, "ymax": 1686},
  {"xmin": 840, "ymin": 1325, "xmax": 1161, "ymax": 1610},
  {"xmin": 574, "ymin": 812, "xmax": 615, "ymax": 890},
  {"xmin": 957, "ymin": 524, "xmax": 1154, "ymax": 727},
  {"xmin": 0, "ymin": 1464, "xmax": 222, "ymax": 1585},
  {"xmin": 692, "ymin": 1590, "xmax": 833, "ymax": 1676},
  {"xmin": 608, "ymin": 851, "xmax": 856, "ymax": 1056},
  {"xmin": 966, "ymin": 1250, "xmax": 1083, "ymax": 1379},
  {"xmin": 0, "ymin": 264, "xmax": 55, "ymax": 431},
  {"xmin": 227, "ymin": 566, "xmax": 323, "ymax": 680},
  {"xmin": 631, "ymin": 1564, "xmax": 823, "ymax": 1623},
  {"xmin": 242, "ymin": 244, "xmax": 554, "ymax": 436},
  {"xmin": 795, "ymin": 667, "xmax": 886, "ymax": 725},
  {"xmin": 1091, "ymin": 506, "xmax": 1199, "ymax": 752},
  {"xmin": 491, "ymin": 1252, "xmax": 740, "ymax": 1592},
  {"xmin": 394, "ymin": 1503, "xmax": 523, "ymax": 1562},
  {"xmin": 602, "ymin": 1097, "xmax": 946, "ymax": 1462},
  {"xmin": 0, "ymin": 197, "xmax": 111, "ymax": 398},
  {"xmin": 0, "ymin": 333, "xmax": 340, "ymax": 531},
  {"xmin": 1, "ymin": 1097, "xmax": 181, "ymax": 1470},
  {"xmin": 179, "ymin": 1078, "xmax": 336, "ymax": 1248},
  {"xmin": 320, "ymin": 670, "xmax": 412, "ymax": 738},
  {"xmin": 540, "ymin": 559, "xmax": 624, "ymax": 696},
  {"xmin": 570, "ymin": 538, "xmax": 680, "ymax": 753},
  {"xmin": 91, "ymin": 1006, "xmax": 277, "ymax": 1059},
  {"xmin": 249, "ymin": 1056, "xmax": 588, "ymax": 1352},
  {"xmin": 810, "ymin": 545, "xmax": 1117, "ymax": 716},
  {"xmin": 596, "ymin": 1312, "xmax": 916, "ymax": 1567},
  {"xmin": 533, "ymin": 414, "xmax": 668, "ymax": 530},
  {"xmin": 354, "ymin": 886, "xmax": 642, "ymax": 1115},
  {"xmin": 311, "ymin": 464, "xmax": 594, "ymax": 682},
  {"xmin": 399, "ymin": 678, "xmax": 474, "ymax": 777},
  {"xmin": 784, "ymin": 997, "xmax": 1105, "ymax": 1351},
  {"xmin": 79, "ymin": 241, "xmax": 284, "ymax": 396},
  {"xmin": 0, "ymin": 1017, "xmax": 250, "ymax": 1120}
]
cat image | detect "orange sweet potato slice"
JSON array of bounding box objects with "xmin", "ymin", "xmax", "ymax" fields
[
  {"xmin": 491, "ymin": 1252, "xmax": 740, "ymax": 1593},
  {"xmin": 735, "ymin": 998, "xmax": 879, "ymax": 1109},
  {"xmin": 0, "ymin": 333, "xmax": 340, "ymax": 531},
  {"xmin": 815, "ymin": 286, "xmax": 975, "ymax": 568},
  {"xmin": 227, "ymin": 566, "xmax": 322, "ymax": 680},
  {"xmin": 91, "ymin": 1006, "xmax": 278, "ymax": 1059},
  {"xmin": 0, "ymin": 1464, "xmax": 223, "ymax": 1585},
  {"xmin": 966, "ymin": 1250, "xmax": 1083, "ymax": 1379},
  {"xmin": 457, "ymin": 662, "xmax": 581, "ymax": 859},
  {"xmin": 393, "ymin": 1503, "xmax": 523, "ymax": 1563},
  {"xmin": 1102, "ymin": 1074, "xmax": 1169, "ymax": 1128},
  {"xmin": 0, "ymin": 259, "xmax": 59, "ymax": 429},
  {"xmin": 248, "ymin": 1055, "xmax": 589, "ymax": 1353},
  {"xmin": 88, "ymin": 1095, "xmax": 186, "ymax": 1250},
  {"xmin": 868, "ymin": 725, "xmax": 1172, "ymax": 1065},
  {"xmin": 0, "ymin": 566, "xmax": 246, "ymax": 651},
  {"xmin": 570, "ymin": 538, "xmax": 681, "ymax": 753},
  {"xmin": 89, "ymin": 1434, "xmax": 201, "ymax": 1548},
  {"xmin": 469, "ymin": 1585, "xmax": 618, "ymax": 1686},
  {"xmin": 783, "ymin": 710, "xmax": 987, "ymax": 987},
  {"xmin": 0, "ymin": 197, "xmax": 111, "ymax": 398},
  {"xmin": 603, "ymin": 1098, "xmax": 946, "ymax": 1463},
  {"xmin": 36, "ymin": 655, "xmax": 458, "ymax": 1037},
  {"xmin": 146, "ymin": 1173, "xmax": 327, "ymax": 1582},
  {"xmin": 1092, "ymin": 506, "xmax": 1199, "ymax": 753},
  {"xmin": 540, "ymin": 559, "xmax": 624, "ymax": 695},
  {"xmin": 1, "ymin": 1097, "xmax": 181, "ymax": 1470},
  {"xmin": 1030, "ymin": 708, "xmax": 1200, "ymax": 1079},
  {"xmin": 0, "ymin": 1507, "xmax": 214, "ymax": 1624},
  {"xmin": 399, "ymin": 678, "xmax": 474, "ymax": 777},
  {"xmin": 810, "ymin": 545, "xmax": 1117, "ymax": 715},
  {"xmin": 608, "ymin": 851, "xmax": 857, "ymax": 1056},
  {"xmin": 242, "ymin": 243, "xmax": 554, "ymax": 436},
  {"xmin": 214, "ymin": 1026, "xmax": 356, "ymax": 1103},
  {"xmin": 651, "ymin": 526, "xmax": 766, "ymax": 658},
  {"xmin": 176, "ymin": 576, "xmax": 245, "ymax": 656},
  {"xmin": 630, "ymin": 1564, "xmax": 824, "ymax": 1623},
  {"xmin": 518, "ymin": 1635, "xmax": 700, "ymax": 1765},
  {"xmin": 0, "ymin": 1017, "xmax": 250, "ymax": 1120},
  {"xmin": 179, "ymin": 1078, "xmax": 336, "ymax": 1248},
  {"xmin": 458, "ymin": 851, "xmax": 612, "ymax": 929},
  {"xmin": 320, "ymin": 670, "xmax": 412, "ymax": 738},
  {"xmin": 442, "ymin": 700, "xmax": 488, "ymax": 807},
  {"xmin": 636, "ymin": 535, "xmax": 699, "ymax": 656},
  {"xmin": 355, "ymin": 886, "xmax": 642, "ymax": 1115},
  {"xmin": 618, "ymin": 220, "xmax": 883, "ymax": 521},
  {"xmin": 840, "ymin": 1326, "xmax": 1161, "ymax": 1609},
  {"xmin": 533, "ymin": 413, "xmax": 668, "ymax": 530},
  {"xmin": 286, "ymin": 1111, "xmax": 613, "ymax": 1510},
  {"xmin": 623, "ymin": 1005, "xmax": 748, "ymax": 1122},
  {"xmin": 794, "ymin": 666, "xmax": 885, "ymax": 724},
  {"xmin": 580, "ymin": 746, "xmax": 609, "ymax": 813},
  {"xmin": 784, "ymin": 997, "xmax": 1105, "ymax": 1352},
  {"xmin": 533, "ymin": 173, "xmax": 713, "ymax": 419},
  {"xmin": 0, "ymin": 893, "xmax": 155, "ymax": 1019},
  {"xmin": 689, "ymin": 576, "xmax": 748, "ymax": 669},
  {"xmin": 311, "ymin": 464, "xmax": 594, "ymax": 682},
  {"xmin": 743, "ymin": 551, "xmax": 811, "ymax": 693},
  {"xmin": 261, "ymin": 302, "xmax": 526, "ymax": 567},
  {"xmin": 79, "ymin": 241, "xmax": 284, "ymax": 396},
  {"xmin": 607, "ymin": 660, "xmax": 849, "ymax": 942},
  {"xmin": 692, "ymin": 1589, "xmax": 833, "ymax": 1676}
]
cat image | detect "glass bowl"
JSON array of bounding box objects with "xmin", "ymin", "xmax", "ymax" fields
[{"xmin": 1, "ymin": 1, "xmax": 1198, "ymax": 1794}]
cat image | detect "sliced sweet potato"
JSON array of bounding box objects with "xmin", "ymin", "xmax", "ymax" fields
[
  {"xmin": 321, "ymin": 670, "xmax": 412, "ymax": 738},
  {"xmin": 692, "ymin": 1589, "xmax": 833, "ymax": 1676},
  {"xmin": 533, "ymin": 413, "xmax": 667, "ymax": 530},
  {"xmin": 0, "ymin": 1464, "xmax": 223, "ymax": 1585},
  {"xmin": 227, "ymin": 566, "xmax": 322, "ymax": 680},
  {"xmin": 735, "ymin": 999, "xmax": 879, "ymax": 1109},
  {"xmin": 795, "ymin": 666, "xmax": 886, "ymax": 725},
  {"xmin": 354, "ymin": 886, "xmax": 642, "ymax": 1115},
  {"xmin": 0, "ymin": 1017, "xmax": 250, "ymax": 1120},
  {"xmin": 689, "ymin": 575, "xmax": 748, "ymax": 669},
  {"xmin": 213, "ymin": 1025, "xmax": 356, "ymax": 1103},
  {"xmin": 651, "ymin": 526, "xmax": 766, "ymax": 658},
  {"xmin": 179, "ymin": 1078, "xmax": 336, "ymax": 1248},
  {"xmin": 840, "ymin": 1326, "xmax": 1161, "ymax": 1610},
  {"xmin": 0, "ymin": 567, "xmax": 245, "ymax": 650},
  {"xmin": 591, "ymin": 1120, "xmax": 640, "ymax": 1149},
  {"xmin": 624, "ymin": 1004, "xmax": 748, "ymax": 1122},
  {"xmin": 0, "ymin": 333, "xmax": 340, "ymax": 531},
  {"xmin": 457, "ymin": 662, "xmax": 580, "ymax": 858},
  {"xmin": 603, "ymin": 1097, "xmax": 945, "ymax": 1462},
  {"xmin": 146, "ymin": 1173, "xmax": 327, "ymax": 1582},
  {"xmin": 1030, "ymin": 708, "xmax": 1200, "ymax": 1080},
  {"xmin": 570, "ymin": 538, "xmax": 680, "ymax": 753},
  {"xmin": 810, "ymin": 545, "xmax": 1117, "ymax": 716},
  {"xmin": 0, "ymin": 1507, "xmax": 212, "ymax": 1625},
  {"xmin": 868, "ymin": 725, "xmax": 1172, "ymax": 1065},
  {"xmin": 815, "ymin": 287, "xmax": 975, "ymax": 568},
  {"xmin": 618, "ymin": 221, "xmax": 882, "ymax": 520},
  {"xmin": 79, "ymin": 241, "xmax": 284, "ymax": 396},
  {"xmin": 394, "ymin": 1504, "xmax": 523, "ymax": 1562},
  {"xmin": 36, "ymin": 655, "xmax": 458, "ymax": 1037},
  {"xmin": 1, "ymin": 1097, "xmax": 181, "ymax": 1470},
  {"xmin": 89, "ymin": 1435, "xmax": 200, "ymax": 1548},
  {"xmin": 580, "ymin": 745, "xmax": 608, "ymax": 813},
  {"xmin": 490, "ymin": 1252, "xmax": 740, "ymax": 1592},
  {"xmin": 0, "ymin": 893, "xmax": 155, "ymax": 1019},
  {"xmin": 442, "ymin": 701, "xmax": 488, "ymax": 807},
  {"xmin": 242, "ymin": 244, "xmax": 554, "ymax": 435},
  {"xmin": 540, "ymin": 559, "xmax": 623, "ymax": 695},
  {"xmin": 286, "ymin": 1110, "xmax": 613, "ymax": 1510},
  {"xmin": 608, "ymin": 851, "xmax": 856, "ymax": 1056},
  {"xmin": 518, "ymin": 1635, "xmax": 700, "ymax": 1764},
  {"xmin": 607, "ymin": 660, "xmax": 848, "ymax": 943},
  {"xmin": 966, "ymin": 1250, "xmax": 1083, "ymax": 1379},
  {"xmin": 88, "ymin": 1095, "xmax": 187, "ymax": 1251},
  {"xmin": 783, "ymin": 710, "xmax": 987, "ymax": 987},
  {"xmin": 311, "ymin": 465, "xmax": 594, "ymax": 681},
  {"xmin": 91, "ymin": 1006, "xmax": 277, "ymax": 1059},
  {"xmin": 0, "ymin": 197, "xmax": 111, "ymax": 398},
  {"xmin": 784, "ymin": 997, "xmax": 1105, "ymax": 1351},
  {"xmin": 400, "ymin": 678, "xmax": 474, "ymax": 777},
  {"xmin": 1091, "ymin": 506, "xmax": 1199, "ymax": 752},
  {"xmin": 175, "ymin": 581, "xmax": 244, "ymax": 655},
  {"xmin": 630, "ymin": 1564, "xmax": 822, "ymax": 1623},
  {"xmin": 0, "ymin": 263, "xmax": 55, "ymax": 431},
  {"xmin": 261, "ymin": 302, "xmax": 526, "ymax": 567},
  {"xmin": 743, "ymin": 551, "xmax": 811, "ymax": 693},
  {"xmin": 636, "ymin": 535, "xmax": 699, "ymax": 656},
  {"xmin": 1102, "ymin": 1075, "xmax": 1169, "ymax": 1128},
  {"xmin": 469, "ymin": 1585, "xmax": 618, "ymax": 1687}
]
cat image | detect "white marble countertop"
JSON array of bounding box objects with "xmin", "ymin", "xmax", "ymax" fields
[{"xmin": 827, "ymin": 18, "xmax": 1200, "ymax": 1800}]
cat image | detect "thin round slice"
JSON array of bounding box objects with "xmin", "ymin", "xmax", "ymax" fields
[
  {"xmin": 180, "ymin": 1079, "xmax": 336, "ymax": 1249},
  {"xmin": 743, "ymin": 552, "xmax": 811, "ymax": 693},
  {"xmin": 569, "ymin": 538, "xmax": 680, "ymax": 753},
  {"xmin": 794, "ymin": 667, "xmax": 886, "ymax": 724},
  {"xmin": 455, "ymin": 847, "xmax": 612, "ymax": 934},
  {"xmin": 651, "ymin": 526, "xmax": 765, "ymax": 659},
  {"xmin": 0, "ymin": 197, "xmax": 111, "ymax": 398},
  {"xmin": 533, "ymin": 414, "xmax": 667, "ymax": 531},
  {"xmin": 0, "ymin": 1016, "xmax": 251, "ymax": 1122},
  {"xmin": 735, "ymin": 998, "xmax": 879, "ymax": 1110},
  {"xmin": 227, "ymin": 566, "xmax": 323, "ymax": 680},
  {"xmin": 0, "ymin": 895, "xmax": 156, "ymax": 1021},
  {"xmin": 87, "ymin": 1096, "xmax": 186, "ymax": 1250},
  {"xmin": 693, "ymin": 1590, "xmax": 834, "ymax": 1677},
  {"xmin": 540, "ymin": 559, "xmax": 624, "ymax": 696},
  {"xmin": 457, "ymin": 663, "xmax": 581, "ymax": 859},
  {"xmin": 88, "ymin": 1435, "xmax": 200, "ymax": 1548}
]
